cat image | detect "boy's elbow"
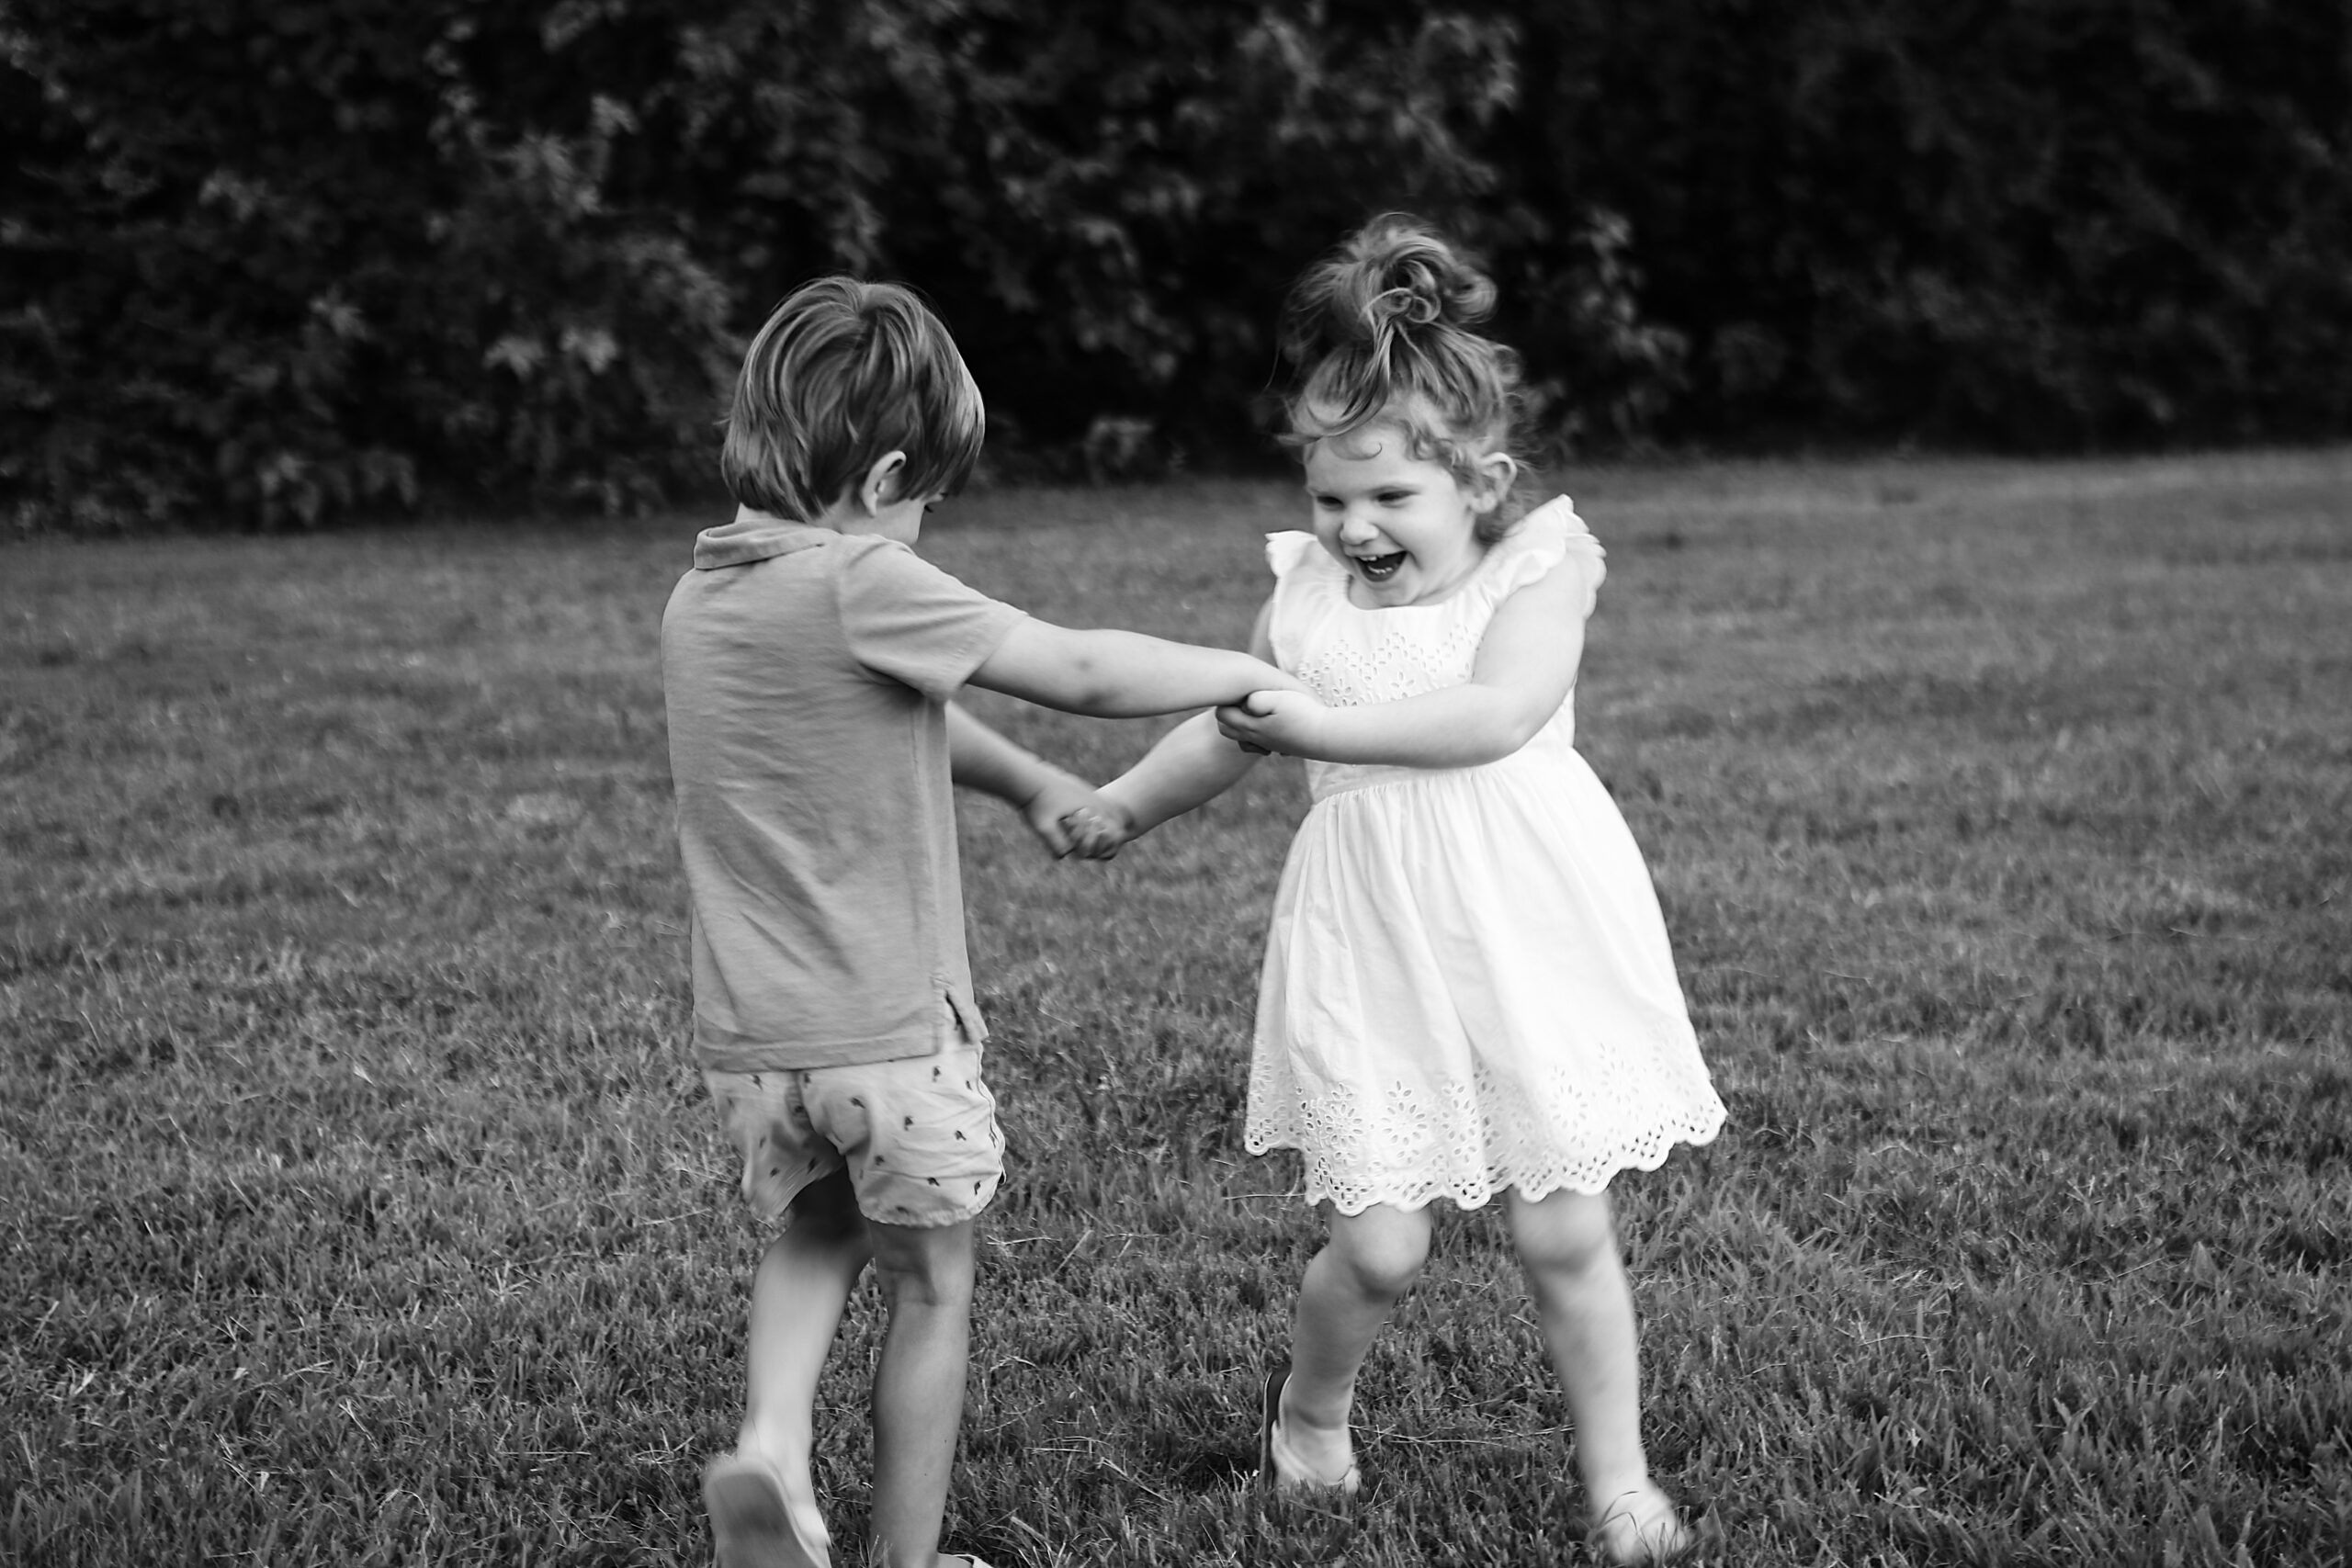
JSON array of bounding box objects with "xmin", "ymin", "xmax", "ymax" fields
[
  {"xmin": 1005, "ymin": 628, "xmax": 1120, "ymax": 716},
  {"xmin": 1058, "ymin": 645, "xmax": 1125, "ymax": 715}
]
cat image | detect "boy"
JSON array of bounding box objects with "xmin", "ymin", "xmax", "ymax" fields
[{"xmin": 662, "ymin": 276, "xmax": 1298, "ymax": 1568}]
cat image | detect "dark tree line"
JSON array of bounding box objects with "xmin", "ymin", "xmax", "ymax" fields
[{"xmin": 5, "ymin": 0, "xmax": 2346, "ymax": 530}]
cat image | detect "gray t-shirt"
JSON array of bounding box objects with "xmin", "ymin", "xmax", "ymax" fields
[{"xmin": 661, "ymin": 511, "xmax": 1025, "ymax": 1071}]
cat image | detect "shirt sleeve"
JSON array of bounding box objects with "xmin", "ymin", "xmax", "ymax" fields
[{"xmin": 836, "ymin": 538, "xmax": 1027, "ymax": 701}]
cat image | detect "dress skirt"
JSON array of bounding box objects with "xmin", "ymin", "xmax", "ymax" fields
[{"xmin": 1244, "ymin": 746, "xmax": 1726, "ymax": 1214}]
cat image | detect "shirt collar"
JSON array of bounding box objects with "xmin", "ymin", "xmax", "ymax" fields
[{"xmin": 691, "ymin": 505, "xmax": 842, "ymax": 570}]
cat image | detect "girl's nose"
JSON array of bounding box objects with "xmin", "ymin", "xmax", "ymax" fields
[{"xmin": 1337, "ymin": 511, "xmax": 1379, "ymax": 544}]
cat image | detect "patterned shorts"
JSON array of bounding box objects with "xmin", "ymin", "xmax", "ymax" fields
[{"xmin": 704, "ymin": 1047, "xmax": 1003, "ymax": 1229}]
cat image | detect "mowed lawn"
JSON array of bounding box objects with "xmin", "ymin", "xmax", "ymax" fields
[{"xmin": 3, "ymin": 449, "xmax": 2347, "ymax": 1567}]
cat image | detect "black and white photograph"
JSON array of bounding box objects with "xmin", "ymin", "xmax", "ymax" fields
[{"xmin": 5, "ymin": 4, "xmax": 2346, "ymax": 1564}]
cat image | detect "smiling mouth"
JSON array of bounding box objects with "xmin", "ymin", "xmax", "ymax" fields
[{"xmin": 1354, "ymin": 551, "xmax": 1408, "ymax": 583}]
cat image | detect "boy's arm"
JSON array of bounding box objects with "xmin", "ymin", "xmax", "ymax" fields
[
  {"xmin": 944, "ymin": 702, "xmax": 1108, "ymax": 859},
  {"xmin": 1216, "ymin": 558, "xmax": 1586, "ymax": 767},
  {"xmin": 967, "ymin": 616, "xmax": 1304, "ymax": 717}
]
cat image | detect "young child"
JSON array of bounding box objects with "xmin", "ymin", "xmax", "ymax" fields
[
  {"xmin": 662, "ymin": 276, "xmax": 1302, "ymax": 1568},
  {"xmin": 1088, "ymin": 218, "xmax": 1728, "ymax": 1564}
]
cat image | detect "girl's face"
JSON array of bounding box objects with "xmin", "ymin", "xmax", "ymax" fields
[{"xmin": 1302, "ymin": 421, "xmax": 1505, "ymax": 608}]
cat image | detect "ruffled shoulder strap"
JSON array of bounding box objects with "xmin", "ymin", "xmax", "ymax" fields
[
  {"xmin": 1488, "ymin": 496, "xmax": 1607, "ymax": 618},
  {"xmin": 1263, "ymin": 530, "xmax": 1325, "ymax": 580}
]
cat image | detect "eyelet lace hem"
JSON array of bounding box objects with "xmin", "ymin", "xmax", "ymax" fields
[{"xmin": 1243, "ymin": 1044, "xmax": 1725, "ymax": 1213}]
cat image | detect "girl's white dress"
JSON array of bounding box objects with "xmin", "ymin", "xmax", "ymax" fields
[{"xmin": 1248, "ymin": 497, "xmax": 1726, "ymax": 1213}]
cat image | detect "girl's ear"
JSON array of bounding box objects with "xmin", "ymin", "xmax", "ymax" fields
[
  {"xmin": 856, "ymin": 451, "xmax": 910, "ymax": 515},
  {"xmin": 1470, "ymin": 451, "xmax": 1518, "ymax": 513}
]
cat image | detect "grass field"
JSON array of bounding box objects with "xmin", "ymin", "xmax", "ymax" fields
[{"xmin": 4, "ymin": 448, "xmax": 2348, "ymax": 1566}]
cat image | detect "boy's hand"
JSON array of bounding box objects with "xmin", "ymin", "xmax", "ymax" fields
[
  {"xmin": 1020, "ymin": 773, "xmax": 1123, "ymax": 860},
  {"xmin": 1057, "ymin": 800, "xmax": 1134, "ymax": 861},
  {"xmin": 1215, "ymin": 688, "xmax": 1325, "ymax": 757}
]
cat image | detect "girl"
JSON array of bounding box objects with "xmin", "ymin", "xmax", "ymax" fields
[{"xmin": 1087, "ymin": 217, "xmax": 1727, "ymax": 1564}]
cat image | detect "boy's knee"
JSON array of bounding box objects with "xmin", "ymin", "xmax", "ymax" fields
[{"xmin": 867, "ymin": 1219, "xmax": 977, "ymax": 1308}]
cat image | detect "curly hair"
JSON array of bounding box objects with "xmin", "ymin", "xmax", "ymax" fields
[{"xmin": 1279, "ymin": 215, "xmax": 1526, "ymax": 542}]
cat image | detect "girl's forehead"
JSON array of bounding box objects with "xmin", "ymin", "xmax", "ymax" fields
[{"xmin": 1305, "ymin": 422, "xmax": 1448, "ymax": 479}]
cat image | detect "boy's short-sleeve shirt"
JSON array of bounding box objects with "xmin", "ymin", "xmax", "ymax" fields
[{"xmin": 661, "ymin": 510, "xmax": 1026, "ymax": 1072}]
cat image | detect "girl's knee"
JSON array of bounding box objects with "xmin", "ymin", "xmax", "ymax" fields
[
  {"xmin": 1327, "ymin": 1207, "xmax": 1432, "ymax": 1298},
  {"xmin": 1509, "ymin": 1188, "xmax": 1620, "ymax": 1277}
]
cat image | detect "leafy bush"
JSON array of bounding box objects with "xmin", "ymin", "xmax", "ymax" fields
[
  {"xmin": 619, "ymin": 2, "xmax": 1588, "ymax": 465},
  {"xmin": 6, "ymin": 0, "xmax": 2346, "ymax": 530},
  {"xmin": 1, "ymin": 0, "xmax": 732, "ymax": 531},
  {"xmin": 1512, "ymin": 0, "xmax": 2352, "ymax": 446}
]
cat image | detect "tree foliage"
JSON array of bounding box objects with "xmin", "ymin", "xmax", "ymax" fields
[
  {"xmin": 2, "ymin": 0, "xmax": 733, "ymax": 529},
  {"xmin": 1510, "ymin": 0, "xmax": 2352, "ymax": 447},
  {"xmin": 4, "ymin": 0, "xmax": 2346, "ymax": 530}
]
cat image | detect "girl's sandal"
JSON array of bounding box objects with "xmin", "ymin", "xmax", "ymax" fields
[
  {"xmin": 1588, "ymin": 1486, "xmax": 1723, "ymax": 1565},
  {"xmin": 1258, "ymin": 1360, "xmax": 1363, "ymax": 1497}
]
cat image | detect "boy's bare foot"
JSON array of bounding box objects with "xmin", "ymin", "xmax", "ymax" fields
[{"xmin": 704, "ymin": 1451, "xmax": 830, "ymax": 1568}]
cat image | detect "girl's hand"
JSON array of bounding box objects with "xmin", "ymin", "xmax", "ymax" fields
[{"xmin": 1215, "ymin": 689, "xmax": 1325, "ymax": 756}]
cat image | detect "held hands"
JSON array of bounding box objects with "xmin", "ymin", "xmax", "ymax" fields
[
  {"xmin": 1020, "ymin": 773, "xmax": 1130, "ymax": 861},
  {"xmin": 1215, "ymin": 688, "xmax": 1325, "ymax": 757},
  {"xmin": 1024, "ymin": 683, "xmax": 1315, "ymax": 859},
  {"xmin": 1057, "ymin": 800, "xmax": 1135, "ymax": 862}
]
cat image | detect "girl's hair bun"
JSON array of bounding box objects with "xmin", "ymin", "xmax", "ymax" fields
[{"xmin": 1281, "ymin": 214, "xmax": 1496, "ymax": 368}]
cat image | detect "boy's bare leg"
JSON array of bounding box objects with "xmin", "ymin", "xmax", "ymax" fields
[
  {"xmin": 740, "ymin": 1172, "xmax": 872, "ymax": 1529},
  {"xmin": 865, "ymin": 1214, "xmax": 978, "ymax": 1568}
]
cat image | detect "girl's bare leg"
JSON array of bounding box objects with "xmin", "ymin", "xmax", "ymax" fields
[
  {"xmin": 1507, "ymin": 1187, "xmax": 1688, "ymax": 1562},
  {"xmin": 1279, "ymin": 1201, "xmax": 1434, "ymax": 1482}
]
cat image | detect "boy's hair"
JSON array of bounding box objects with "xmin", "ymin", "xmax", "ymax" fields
[
  {"xmin": 721, "ymin": 277, "xmax": 986, "ymax": 521},
  {"xmin": 1279, "ymin": 214, "xmax": 1526, "ymax": 542}
]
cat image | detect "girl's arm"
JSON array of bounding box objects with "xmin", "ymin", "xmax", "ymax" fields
[
  {"xmin": 1096, "ymin": 711, "xmax": 1261, "ymax": 839},
  {"xmin": 1091, "ymin": 597, "xmax": 1281, "ymax": 840},
  {"xmin": 945, "ymin": 702, "xmax": 1110, "ymax": 858},
  {"xmin": 1216, "ymin": 557, "xmax": 1587, "ymax": 768}
]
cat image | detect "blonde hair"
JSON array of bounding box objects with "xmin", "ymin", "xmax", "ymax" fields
[
  {"xmin": 1279, "ymin": 215, "xmax": 1525, "ymax": 543},
  {"xmin": 721, "ymin": 278, "xmax": 985, "ymax": 520}
]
